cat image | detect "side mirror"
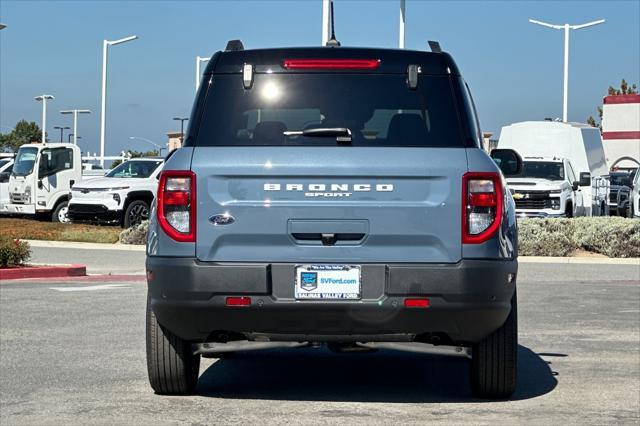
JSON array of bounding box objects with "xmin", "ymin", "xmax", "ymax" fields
[
  {"xmin": 37, "ymin": 179, "xmax": 43, "ymax": 189},
  {"xmin": 490, "ymin": 148, "xmax": 523, "ymax": 176},
  {"xmin": 572, "ymin": 182, "xmax": 579, "ymax": 191},
  {"xmin": 0, "ymin": 172, "xmax": 9, "ymax": 183},
  {"xmin": 579, "ymin": 172, "xmax": 591, "ymax": 187}
]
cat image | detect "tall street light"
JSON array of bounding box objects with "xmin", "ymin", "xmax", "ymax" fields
[
  {"xmin": 129, "ymin": 136, "xmax": 164, "ymax": 156},
  {"xmin": 173, "ymin": 117, "xmax": 188, "ymax": 145},
  {"xmin": 54, "ymin": 126, "xmax": 70, "ymax": 143},
  {"xmin": 321, "ymin": 0, "xmax": 330, "ymax": 45},
  {"xmin": 529, "ymin": 18, "xmax": 605, "ymax": 123},
  {"xmin": 196, "ymin": 56, "xmax": 210, "ymax": 91},
  {"xmin": 60, "ymin": 109, "xmax": 91, "ymax": 145},
  {"xmin": 34, "ymin": 94, "xmax": 54, "ymax": 143},
  {"xmin": 399, "ymin": 0, "xmax": 406, "ymax": 49},
  {"xmin": 100, "ymin": 35, "xmax": 138, "ymax": 168},
  {"xmin": 0, "ymin": 23, "xmax": 7, "ymax": 30}
]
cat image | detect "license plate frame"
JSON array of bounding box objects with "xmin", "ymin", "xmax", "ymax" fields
[{"xmin": 294, "ymin": 264, "xmax": 361, "ymax": 300}]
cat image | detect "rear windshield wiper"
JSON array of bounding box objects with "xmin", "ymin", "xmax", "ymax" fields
[{"xmin": 284, "ymin": 127, "xmax": 352, "ymax": 144}]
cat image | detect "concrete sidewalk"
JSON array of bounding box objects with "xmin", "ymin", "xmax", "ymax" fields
[{"xmin": 25, "ymin": 239, "xmax": 640, "ymax": 267}]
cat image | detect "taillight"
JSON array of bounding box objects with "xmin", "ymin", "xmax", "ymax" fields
[
  {"xmin": 282, "ymin": 59, "xmax": 380, "ymax": 70},
  {"xmin": 462, "ymin": 172, "xmax": 503, "ymax": 244},
  {"xmin": 157, "ymin": 170, "xmax": 196, "ymax": 242}
]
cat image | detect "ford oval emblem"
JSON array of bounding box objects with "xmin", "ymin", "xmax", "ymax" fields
[{"xmin": 210, "ymin": 213, "xmax": 235, "ymax": 226}]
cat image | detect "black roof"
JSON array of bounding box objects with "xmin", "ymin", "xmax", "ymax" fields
[{"xmin": 204, "ymin": 46, "xmax": 460, "ymax": 76}]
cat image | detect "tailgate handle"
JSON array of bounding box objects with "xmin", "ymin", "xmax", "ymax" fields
[{"xmin": 291, "ymin": 233, "xmax": 365, "ymax": 246}]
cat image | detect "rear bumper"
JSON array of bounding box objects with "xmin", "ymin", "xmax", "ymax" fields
[
  {"xmin": 146, "ymin": 257, "xmax": 517, "ymax": 345},
  {"xmin": 68, "ymin": 203, "xmax": 121, "ymax": 222}
]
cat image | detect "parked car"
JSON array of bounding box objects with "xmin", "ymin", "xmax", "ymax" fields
[
  {"xmin": 68, "ymin": 157, "xmax": 164, "ymax": 227},
  {"xmin": 145, "ymin": 41, "xmax": 522, "ymax": 399},
  {"xmin": 629, "ymin": 170, "xmax": 640, "ymax": 218},
  {"xmin": 498, "ymin": 121, "xmax": 610, "ymax": 216},
  {"xmin": 3, "ymin": 143, "xmax": 105, "ymax": 222},
  {"xmin": 506, "ymin": 157, "xmax": 583, "ymax": 218},
  {"xmin": 0, "ymin": 157, "xmax": 14, "ymax": 213},
  {"xmin": 608, "ymin": 170, "xmax": 636, "ymax": 217}
]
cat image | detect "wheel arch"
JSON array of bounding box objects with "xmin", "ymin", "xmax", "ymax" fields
[{"xmin": 124, "ymin": 190, "xmax": 155, "ymax": 210}]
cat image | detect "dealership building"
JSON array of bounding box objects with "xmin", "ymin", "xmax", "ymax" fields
[{"xmin": 601, "ymin": 94, "xmax": 640, "ymax": 170}]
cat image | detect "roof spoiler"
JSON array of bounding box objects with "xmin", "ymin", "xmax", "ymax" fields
[
  {"xmin": 428, "ymin": 40, "xmax": 442, "ymax": 53},
  {"xmin": 225, "ymin": 39, "xmax": 244, "ymax": 51}
]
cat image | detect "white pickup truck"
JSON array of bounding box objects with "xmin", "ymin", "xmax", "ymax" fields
[
  {"xmin": 3, "ymin": 143, "xmax": 107, "ymax": 222},
  {"xmin": 68, "ymin": 157, "xmax": 164, "ymax": 227},
  {"xmin": 507, "ymin": 157, "xmax": 585, "ymax": 218}
]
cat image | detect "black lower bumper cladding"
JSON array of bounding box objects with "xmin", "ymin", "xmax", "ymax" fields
[{"xmin": 146, "ymin": 257, "xmax": 517, "ymax": 345}]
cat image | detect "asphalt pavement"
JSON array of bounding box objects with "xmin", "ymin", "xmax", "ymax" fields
[{"xmin": 1, "ymin": 259, "xmax": 639, "ymax": 424}]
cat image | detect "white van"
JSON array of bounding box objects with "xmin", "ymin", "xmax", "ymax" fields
[{"xmin": 498, "ymin": 121, "xmax": 610, "ymax": 216}]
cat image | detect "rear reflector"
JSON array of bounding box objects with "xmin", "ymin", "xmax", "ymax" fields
[
  {"xmin": 226, "ymin": 296, "xmax": 251, "ymax": 307},
  {"xmin": 404, "ymin": 298, "xmax": 430, "ymax": 308},
  {"xmin": 283, "ymin": 59, "xmax": 380, "ymax": 70}
]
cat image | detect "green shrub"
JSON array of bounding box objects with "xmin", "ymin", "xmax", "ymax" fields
[
  {"xmin": 119, "ymin": 220, "xmax": 149, "ymax": 245},
  {"xmin": 0, "ymin": 237, "xmax": 31, "ymax": 267},
  {"xmin": 518, "ymin": 217, "xmax": 640, "ymax": 258}
]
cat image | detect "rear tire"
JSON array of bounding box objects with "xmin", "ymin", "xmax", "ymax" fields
[
  {"xmin": 470, "ymin": 292, "xmax": 517, "ymax": 399},
  {"xmin": 146, "ymin": 297, "xmax": 200, "ymax": 395}
]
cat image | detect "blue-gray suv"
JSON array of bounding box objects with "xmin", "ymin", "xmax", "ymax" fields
[{"xmin": 145, "ymin": 41, "xmax": 522, "ymax": 399}]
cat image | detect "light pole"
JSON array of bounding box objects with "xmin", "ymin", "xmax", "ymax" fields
[
  {"xmin": 173, "ymin": 117, "xmax": 188, "ymax": 145},
  {"xmin": 321, "ymin": 0, "xmax": 330, "ymax": 45},
  {"xmin": 399, "ymin": 0, "xmax": 406, "ymax": 49},
  {"xmin": 68, "ymin": 134, "xmax": 82, "ymax": 143},
  {"xmin": 196, "ymin": 56, "xmax": 210, "ymax": 91},
  {"xmin": 54, "ymin": 126, "xmax": 70, "ymax": 143},
  {"xmin": 100, "ymin": 35, "xmax": 138, "ymax": 168},
  {"xmin": 529, "ymin": 18, "xmax": 605, "ymax": 123},
  {"xmin": 0, "ymin": 23, "xmax": 6, "ymax": 30},
  {"xmin": 60, "ymin": 109, "xmax": 91, "ymax": 145},
  {"xmin": 129, "ymin": 136, "xmax": 164, "ymax": 156},
  {"xmin": 34, "ymin": 95, "xmax": 54, "ymax": 143}
]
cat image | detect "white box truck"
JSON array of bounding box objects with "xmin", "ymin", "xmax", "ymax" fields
[
  {"xmin": 3, "ymin": 143, "xmax": 106, "ymax": 222},
  {"xmin": 498, "ymin": 121, "xmax": 609, "ymax": 216}
]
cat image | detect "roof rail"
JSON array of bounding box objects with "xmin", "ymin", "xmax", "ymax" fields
[
  {"xmin": 427, "ymin": 40, "xmax": 442, "ymax": 53},
  {"xmin": 225, "ymin": 40, "xmax": 244, "ymax": 51}
]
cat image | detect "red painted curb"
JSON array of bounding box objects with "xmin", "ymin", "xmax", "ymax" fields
[{"xmin": 0, "ymin": 264, "xmax": 87, "ymax": 280}]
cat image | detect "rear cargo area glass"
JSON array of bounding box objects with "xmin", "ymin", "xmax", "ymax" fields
[{"xmin": 195, "ymin": 74, "xmax": 464, "ymax": 147}]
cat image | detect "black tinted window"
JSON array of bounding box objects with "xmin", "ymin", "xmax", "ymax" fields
[
  {"xmin": 195, "ymin": 74, "xmax": 464, "ymax": 147},
  {"xmin": 520, "ymin": 161, "xmax": 564, "ymax": 181}
]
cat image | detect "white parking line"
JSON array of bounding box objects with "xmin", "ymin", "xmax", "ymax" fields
[{"xmin": 49, "ymin": 284, "xmax": 132, "ymax": 292}]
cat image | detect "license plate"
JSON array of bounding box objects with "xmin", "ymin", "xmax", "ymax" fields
[{"xmin": 295, "ymin": 265, "xmax": 361, "ymax": 300}]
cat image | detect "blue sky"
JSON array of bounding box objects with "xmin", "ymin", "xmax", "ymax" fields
[{"xmin": 1, "ymin": 0, "xmax": 639, "ymax": 156}]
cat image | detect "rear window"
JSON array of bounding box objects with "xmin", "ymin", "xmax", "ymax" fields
[{"xmin": 194, "ymin": 74, "xmax": 465, "ymax": 147}]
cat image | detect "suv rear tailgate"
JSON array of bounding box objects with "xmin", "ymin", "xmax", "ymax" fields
[{"xmin": 193, "ymin": 147, "xmax": 466, "ymax": 263}]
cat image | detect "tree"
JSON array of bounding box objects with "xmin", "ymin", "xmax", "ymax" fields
[
  {"xmin": 0, "ymin": 120, "xmax": 43, "ymax": 152},
  {"xmin": 110, "ymin": 149, "xmax": 160, "ymax": 168},
  {"xmin": 588, "ymin": 79, "xmax": 638, "ymax": 131}
]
